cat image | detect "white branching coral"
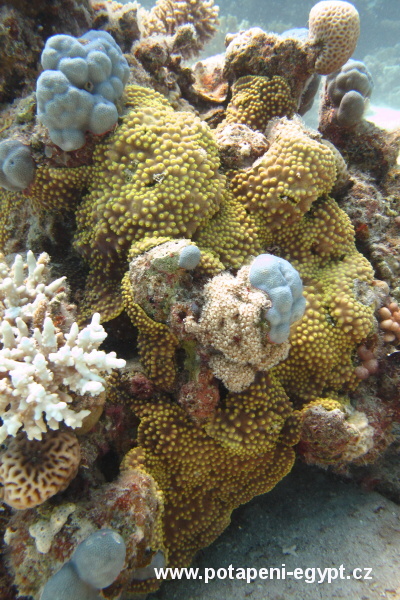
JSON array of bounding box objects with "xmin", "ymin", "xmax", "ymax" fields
[
  {"xmin": 0, "ymin": 251, "xmax": 126, "ymax": 442},
  {"xmin": 0, "ymin": 250, "xmax": 66, "ymax": 324}
]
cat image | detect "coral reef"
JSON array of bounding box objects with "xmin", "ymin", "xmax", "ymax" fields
[
  {"xmin": 249, "ymin": 254, "xmax": 306, "ymax": 343},
  {"xmin": 90, "ymin": 1, "xmax": 141, "ymax": 53},
  {"xmin": 140, "ymin": 0, "xmax": 219, "ymax": 59},
  {"xmin": 36, "ymin": 30, "xmax": 130, "ymax": 151},
  {"xmin": 60, "ymin": 84, "xmax": 224, "ymax": 320},
  {"xmin": 0, "ymin": 0, "xmax": 399, "ymax": 598},
  {"xmin": 184, "ymin": 264, "xmax": 292, "ymax": 392},
  {"xmin": 224, "ymin": 75, "xmax": 296, "ymax": 131},
  {"xmin": 5, "ymin": 456, "xmax": 163, "ymax": 598},
  {"xmin": 318, "ymin": 60, "xmax": 398, "ymax": 180},
  {"xmin": 125, "ymin": 378, "xmax": 300, "ymax": 572},
  {"xmin": 0, "ymin": 0, "xmax": 93, "ymax": 104},
  {"xmin": 299, "ymin": 401, "xmax": 375, "ymax": 466},
  {"xmin": 230, "ymin": 119, "xmax": 337, "ymax": 231},
  {"xmin": 223, "ymin": 28, "xmax": 313, "ymax": 106},
  {"xmin": 42, "ymin": 528, "xmax": 126, "ymax": 597}
]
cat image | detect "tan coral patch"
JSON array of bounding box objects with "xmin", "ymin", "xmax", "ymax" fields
[
  {"xmin": 308, "ymin": 0, "xmax": 360, "ymax": 75},
  {"xmin": 0, "ymin": 431, "xmax": 80, "ymax": 509}
]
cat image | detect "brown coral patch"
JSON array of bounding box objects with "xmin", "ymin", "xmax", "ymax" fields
[{"xmin": 0, "ymin": 431, "xmax": 80, "ymax": 509}]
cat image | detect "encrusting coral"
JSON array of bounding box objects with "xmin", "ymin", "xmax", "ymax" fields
[
  {"xmin": 184, "ymin": 265, "xmax": 291, "ymax": 392},
  {"xmin": 230, "ymin": 119, "xmax": 337, "ymax": 232},
  {"xmin": 224, "ymin": 75, "xmax": 296, "ymax": 132},
  {"xmin": 30, "ymin": 84, "xmax": 226, "ymax": 321},
  {"xmin": 271, "ymin": 195, "xmax": 376, "ymax": 401},
  {"xmin": 125, "ymin": 376, "xmax": 300, "ymax": 572},
  {"xmin": 122, "ymin": 276, "xmax": 179, "ymax": 391}
]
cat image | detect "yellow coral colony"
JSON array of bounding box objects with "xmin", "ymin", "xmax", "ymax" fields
[{"xmin": 29, "ymin": 85, "xmax": 226, "ymax": 321}]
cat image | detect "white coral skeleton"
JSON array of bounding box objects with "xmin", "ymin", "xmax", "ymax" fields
[{"xmin": 0, "ymin": 251, "xmax": 125, "ymax": 442}]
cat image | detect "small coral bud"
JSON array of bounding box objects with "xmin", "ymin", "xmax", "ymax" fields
[
  {"xmin": 364, "ymin": 359, "xmax": 379, "ymax": 374},
  {"xmin": 357, "ymin": 345, "xmax": 374, "ymax": 361},
  {"xmin": 383, "ymin": 332, "xmax": 396, "ymax": 342},
  {"xmin": 379, "ymin": 307, "xmax": 392, "ymax": 320},
  {"xmin": 355, "ymin": 365, "xmax": 369, "ymax": 379}
]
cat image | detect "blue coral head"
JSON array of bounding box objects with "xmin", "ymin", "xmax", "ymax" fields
[{"xmin": 249, "ymin": 253, "xmax": 306, "ymax": 344}]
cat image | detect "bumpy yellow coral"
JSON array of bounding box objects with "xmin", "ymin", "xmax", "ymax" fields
[
  {"xmin": 29, "ymin": 85, "xmax": 226, "ymax": 321},
  {"xmin": 29, "ymin": 165, "xmax": 92, "ymax": 212},
  {"xmin": 302, "ymin": 397, "xmax": 344, "ymax": 412},
  {"xmin": 129, "ymin": 385, "xmax": 298, "ymax": 568},
  {"xmin": 225, "ymin": 75, "xmax": 296, "ymax": 132},
  {"xmin": 127, "ymin": 236, "xmax": 173, "ymax": 262},
  {"xmin": 75, "ymin": 85, "xmax": 224, "ymax": 264},
  {"xmin": 205, "ymin": 373, "xmax": 300, "ymax": 455},
  {"xmin": 193, "ymin": 192, "xmax": 261, "ymax": 269},
  {"xmin": 0, "ymin": 190, "xmax": 26, "ymax": 251},
  {"xmin": 122, "ymin": 273, "xmax": 178, "ymax": 390},
  {"xmin": 231, "ymin": 120, "xmax": 337, "ymax": 230},
  {"xmin": 196, "ymin": 251, "xmax": 225, "ymax": 277},
  {"xmin": 272, "ymin": 196, "xmax": 375, "ymax": 401}
]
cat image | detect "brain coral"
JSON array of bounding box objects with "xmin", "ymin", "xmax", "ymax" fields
[
  {"xmin": 0, "ymin": 431, "xmax": 80, "ymax": 509},
  {"xmin": 308, "ymin": 1, "xmax": 360, "ymax": 75}
]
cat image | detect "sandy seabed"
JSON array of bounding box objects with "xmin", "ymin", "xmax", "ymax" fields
[{"xmin": 148, "ymin": 462, "xmax": 400, "ymax": 600}]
